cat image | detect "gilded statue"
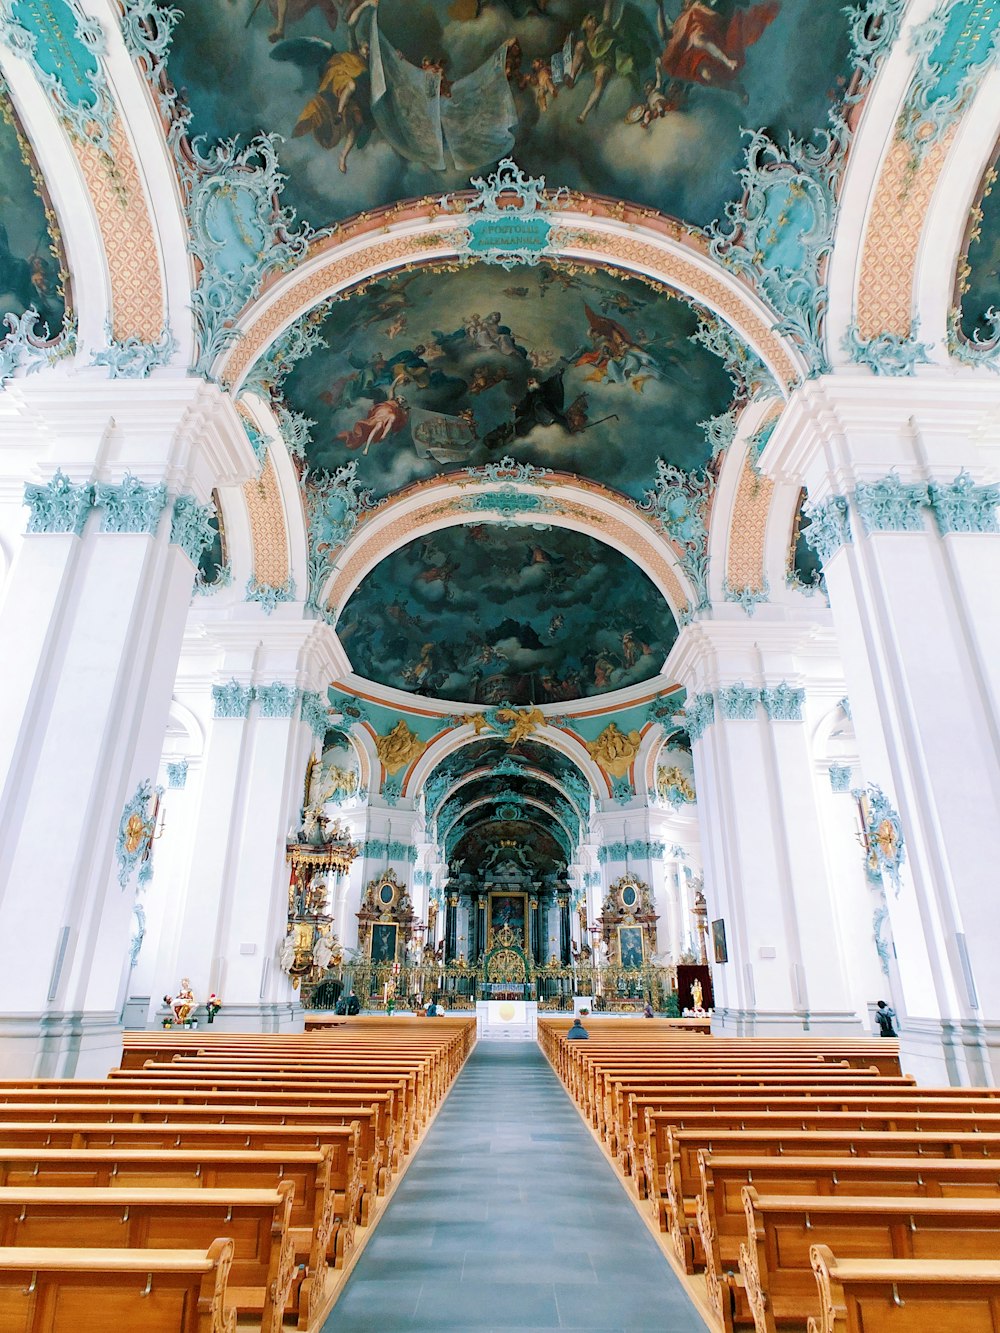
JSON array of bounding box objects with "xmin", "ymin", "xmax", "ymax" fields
[
  {"xmin": 457, "ymin": 706, "xmax": 545, "ymax": 745},
  {"xmin": 656, "ymin": 764, "xmax": 695, "ymax": 803},
  {"xmin": 586, "ymin": 722, "xmax": 642, "ymax": 778},
  {"xmin": 375, "ymin": 720, "xmax": 427, "ymax": 775}
]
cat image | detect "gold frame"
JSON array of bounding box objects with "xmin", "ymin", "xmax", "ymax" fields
[
  {"xmin": 369, "ymin": 921, "xmax": 399, "ymax": 965},
  {"xmin": 617, "ymin": 923, "xmax": 645, "ymax": 969},
  {"xmin": 487, "ymin": 891, "xmax": 529, "ymax": 950}
]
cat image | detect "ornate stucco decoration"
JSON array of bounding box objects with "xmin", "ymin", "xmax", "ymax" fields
[
  {"xmin": 212, "ymin": 679, "xmax": 254, "ymax": 719},
  {"xmin": 853, "ymin": 474, "xmax": 929, "ymax": 533},
  {"xmin": 93, "ymin": 474, "xmax": 168, "ymax": 534},
  {"xmin": 246, "ymin": 574, "xmax": 296, "ymax": 614},
  {"xmin": 803, "ymin": 495, "xmax": 853, "ymax": 564},
  {"xmin": 639, "ymin": 459, "xmax": 714, "ymax": 611},
  {"xmin": 362, "ymin": 838, "xmax": 417, "ymax": 864},
  {"xmin": 0, "ymin": 308, "xmax": 76, "ymax": 385},
  {"xmin": 760, "ymin": 683, "xmax": 805, "ymax": 722},
  {"xmin": 598, "ymin": 842, "xmax": 665, "ymax": 865},
  {"xmin": 374, "ymin": 720, "xmax": 427, "ymax": 776},
  {"xmin": 842, "ymin": 322, "xmax": 933, "ymax": 375},
  {"xmin": 684, "ymin": 692, "xmax": 716, "ymax": 743},
  {"xmin": 305, "ymin": 462, "xmax": 380, "ymax": 613},
  {"xmin": 655, "ymin": 765, "xmax": 696, "ymax": 807},
  {"xmin": 451, "ymin": 489, "xmax": 563, "ymax": 528},
  {"xmin": 719, "ymin": 684, "xmax": 760, "ymax": 721},
  {"xmin": 829, "ymin": 764, "xmax": 852, "ymax": 793},
  {"xmin": 453, "ymin": 705, "xmax": 546, "ymax": 747},
  {"xmin": 169, "ymin": 494, "xmax": 216, "ymax": 564},
  {"xmin": 116, "ymin": 778, "xmax": 161, "ymax": 889},
  {"xmin": 854, "ymin": 781, "xmax": 906, "ymax": 892},
  {"xmin": 947, "ymin": 307, "xmax": 1000, "ymax": 371},
  {"xmin": 256, "ymin": 683, "xmax": 298, "ymax": 718},
  {"xmin": 585, "ymin": 723, "xmax": 642, "ymax": 780},
  {"xmin": 166, "ymin": 759, "xmax": 188, "ymax": 789},
  {"xmin": 23, "ymin": 470, "xmax": 93, "ymax": 535},
  {"xmin": 872, "ymin": 900, "xmax": 892, "ymax": 977},
  {"xmin": 300, "ymin": 690, "xmax": 331, "ymax": 739},
  {"xmin": 927, "ymin": 471, "xmax": 1000, "ymax": 533},
  {"xmin": 92, "ymin": 323, "xmax": 177, "ymax": 378},
  {"xmin": 692, "ymin": 311, "xmax": 780, "ymax": 400},
  {"xmin": 723, "ymin": 576, "xmax": 770, "ymax": 616},
  {"xmin": 442, "ymin": 158, "xmax": 568, "ymax": 270}
]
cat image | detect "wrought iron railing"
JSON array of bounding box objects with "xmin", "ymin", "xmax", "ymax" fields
[{"xmin": 300, "ymin": 961, "xmax": 677, "ymax": 1012}]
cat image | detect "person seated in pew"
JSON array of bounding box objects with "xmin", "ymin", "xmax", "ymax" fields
[
  {"xmin": 567, "ymin": 1017, "xmax": 589, "ymax": 1040},
  {"xmin": 426, "ymin": 1000, "xmax": 444, "ymax": 1016}
]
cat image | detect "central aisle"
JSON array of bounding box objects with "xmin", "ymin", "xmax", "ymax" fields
[{"xmin": 326, "ymin": 1042, "xmax": 707, "ymax": 1332}]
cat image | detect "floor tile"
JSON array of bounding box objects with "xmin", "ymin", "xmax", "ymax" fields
[{"xmin": 323, "ymin": 1043, "xmax": 707, "ymax": 1331}]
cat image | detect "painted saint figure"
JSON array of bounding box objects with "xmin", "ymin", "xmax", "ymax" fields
[{"xmin": 337, "ymin": 392, "xmax": 409, "ymax": 453}]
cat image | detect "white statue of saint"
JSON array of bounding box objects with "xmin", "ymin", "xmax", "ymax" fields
[
  {"xmin": 278, "ymin": 930, "xmax": 297, "ymax": 973},
  {"xmin": 312, "ymin": 929, "xmax": 336, "ymax": 972}
]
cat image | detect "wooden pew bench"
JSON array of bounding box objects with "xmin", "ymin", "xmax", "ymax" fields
[
  {"xmin": 740, "ymin": 1189, "xmax": 1000, "ymax": 1333},
  {"xmin": 807, "ymin": 1245, "xmax": 1000, "ymax": 1333},
  {"xmin": 0, "ymin": 1100, "xmax": 389, "ymax": 1209},
  {"xmin": 658, "ymin": 1127, "xmax": 1000, "ymax": 1270},
  {"xmin": 0, "ymin": 1143, "xmax": 355, "ymax": 1326},
  {"xmin": 0, "ymin": 1240, "xmax": 237, "ymax": 1333},
  {"xmin": 697, "ymin": 1154, "xmax": 1000, "ymax": 1333},
  {"xmin": 0, "ymin": 1185, "xmax": 295, "ymax": 1333}
]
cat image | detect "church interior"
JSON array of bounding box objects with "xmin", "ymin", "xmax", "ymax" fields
[{"xmin": 1, "ymin": 0, "xmax": 1000, "ymax": 1327}]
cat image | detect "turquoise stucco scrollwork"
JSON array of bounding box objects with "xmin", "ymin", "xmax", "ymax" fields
[
  {"xmin": 212, "ymin": 679, "xmax": 253, "ymax": 718},
  {"xmin": 256, "ymin": 683, "xmax": 298, "ymax": 718},
  {"xmin": 170, "ymin": 493, "xmax": 216, "ymax": 564},
  {"xmin": 299, "ymin": 689, "xmax": 331, "ymax": 738},
  {"xmin": 166, "ymin": 758, "xmax": 188, "ymax": 788},
  {"xmin": 0, "ymin": 308, "xmax": 76, "ymax": 384},
  {"xmin": 639, "ymin": 459, "xmax": 715, "ymax": 611},
  {"xmin": 92, "ymin": 324, "xmax": 177, "ymax": 378},
  {"xmin": 853, "ymin": 474, "xmax": 929, "ymax": 533},
  {"xmin": 842, "ymin": 322, "xmax": 933, "ymax": 375},
  {"xmin": 246, "ymin": 575, "xmax": 296, "ymax": 614},
  {"xmin": 829, "ymin": 763, "xmax": 852, "ymax": 793},
  {"xmin": 304, "ymin": 461, "xmax": 381, "ymax": 613},
  {"xmin": 927, "ymin": 470, "xmax": 1000, "ymax": 534},
  {"xmin": 723, "ymin": 576, "xmax": 769, "ymax": 616},
  {"xmin": 761, "ymin": 682, "xmax": 805, "ymax": 721},
  {"xmin": 116, "ymin": 778, "xmax": 161, "ymax": 889},
  {"xmin": 802, "ymin": 495, "xmax": 852, "ymax": 563},
  {"xmin": 718, "ymin": 683, "xmax": 760, "ymax": 721},
  {"xmin": 684, "ymin": 692, "xmax": 715, "ymax": 743}
]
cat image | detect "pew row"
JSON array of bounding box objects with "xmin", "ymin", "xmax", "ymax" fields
[
  {"xmin": 807, "ymin": 1245, "xmax": 1000, "ymax": 1333},
  {"xmin": 0, "ymin": 1240, "xmax": 237, "ymax": 1333}
]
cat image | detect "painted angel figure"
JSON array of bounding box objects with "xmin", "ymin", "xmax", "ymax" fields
[
  {"xmin": 565, "ymin": 0, "xmax": 658, "ymax": 124},
  {"xmin": 655, "ymin": 0, "xmax": 779, "ymax": 104},
  {"xmin": 271, "ymin": 0, "xmax": 376, "ymax": 172},
  {"xmin": 245, "ymin": 0, "xmax": 340, "ymax": 44}
]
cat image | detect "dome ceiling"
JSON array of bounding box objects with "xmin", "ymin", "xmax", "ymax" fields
[
  {"xmin": 167, "ymin": 0, "xmax": 852, "ymax": 230},
  {"xmin": 281, "ymin": 260, "xmax": 733, "ymax": 501},
  {"xmin": 0, "ymin": 92, "xmax": 67, "ymax": 337},
  {"xmin": 339, "ymin": 522, "xmax": 678, "ymax": 703}
]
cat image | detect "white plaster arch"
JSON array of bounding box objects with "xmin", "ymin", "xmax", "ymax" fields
[
  {"xmin": 407, "ymin": 723, "xmax": 606, "ymax": 806},
  {"xmin": 440, "ymin": 765, "xmax": 584, "ymax": 824},
  {"xmin": 319, "ymin": 479, "xmax": 698, "ymax": 626},
  {"xmin": 84, "ymin": 0, "xmax": 195, "ymax": 363},
  {"xmin": 0, "ymin": 52, "xmax": 110, "ymax": 353},
  {"xmin": 216, "ymin": 205, "xmax": 806, "ymax": 394},
  {"xmin": 825, "ymin": 0, "xmax": 938, "ymax": 357},
  {"xmin": 442, "ymin": 793, "xmax": 576, "ymax": 853}
]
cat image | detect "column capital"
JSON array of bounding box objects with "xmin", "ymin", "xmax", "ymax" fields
[
  {"xmin": 666, "ymin": 616, "xmax": 838, "ymax": 692},
  {"xmin": 761, "ymin": 373, "xmax": 1000, "ymax": 500}
]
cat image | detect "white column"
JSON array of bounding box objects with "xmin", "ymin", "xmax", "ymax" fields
[
  {"xmin": 765, "ymin": 376, "xmax": 1000, "ymax": 1083},
  {"xmin": 0, "ymin": 379, "xmax": 253, "ymax": 1075},
  {"xmin": 164, "ymin": 621, "xmax": 341, "ymax": 1031},
  {"xmin": 669, "ymin": 620, "xmax": 865, "ymax": 1037}
]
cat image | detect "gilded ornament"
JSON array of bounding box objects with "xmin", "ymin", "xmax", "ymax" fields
[
  {"xmin": 586, "ymin": 722, "xmax": 642, "ymax": 779},
  {"xmin": 375, "ymin": 719, "xmax": 427, "ymax": 775}
]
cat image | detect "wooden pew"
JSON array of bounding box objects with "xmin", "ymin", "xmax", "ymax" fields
[
  {"xmin": 658, "ymin": 1127, "xmax": 1000, "ymax": 1268},
  {"xmin": 740, "ymin": 1189, "xmax": 1000, "ymax": 1333},
  {"xmin": 698, "ymin": 1155, "xmax": 1000, "ymax": 1332},
  {"xmin": 0, "ymin": 1239, "xmax": 237, "ymax": 1333},
  {"xmin": 0, "ymin": 1100, "xmax": 389, "ymax": 1210},
  {"xmin": 0, "ymin": 1143, "xmax": 354, "ymax": 1326},
  {"xmin": 808, "ymin": 1245, "xmax": 1000, "ymax": 1333},
  {"xmin": 0, "ymin": 1185, "xmax": 295, "ymax": 1333}
]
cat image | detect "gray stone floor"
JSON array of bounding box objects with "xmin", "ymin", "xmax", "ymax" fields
[{"xmin": 324, "ymin": 1042, "xmax": 707, "ymax": 1332}]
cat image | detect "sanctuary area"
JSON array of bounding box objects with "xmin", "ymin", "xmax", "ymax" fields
[{"xmin": 0, "ymin": 0, "xmax": 1000, "ymax": 1324}]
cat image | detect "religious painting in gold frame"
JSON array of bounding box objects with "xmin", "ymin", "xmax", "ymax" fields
[
  {"xmin": 617, "ymin": 924, "xmax": 645, "ymax": 970},
  {"xmin": 370, "ymin": 922, "xmax": 399, "ymax": 965},
  {"xmin": 488, "ymin": 892, "xmax": 528, "ymax": 950}
]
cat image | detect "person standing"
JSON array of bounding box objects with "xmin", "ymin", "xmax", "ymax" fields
[{"xmin": 875, "ymin": 999, "xmax": 897, "ymax": 1037}]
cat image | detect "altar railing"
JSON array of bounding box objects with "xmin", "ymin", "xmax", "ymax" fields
[{"xmin": 300, "ymin": 960, "xmax": 677, "ymax": 1012}]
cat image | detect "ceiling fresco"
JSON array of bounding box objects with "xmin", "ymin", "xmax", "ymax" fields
[
  {"xmin": 957, "ymin": 153, "xmax": 1000, "ymax": 343},
  {"xmin": 167, "ymin": 0, "xmax": 852, "ymax": 231},
  {"xmin": 450, "ymin": 815, "xmax": 566, "ymax": 865},
  {"xmin": 338, "ymin": 521, "xmax": 679, "ymax": 704},
  {"xmin": 0, "ymin": 91, "xmax": 67, "ymax": 335},
  {"xmin": 282, "ymin": 260, "xmax": 733, "ymax": 500}
]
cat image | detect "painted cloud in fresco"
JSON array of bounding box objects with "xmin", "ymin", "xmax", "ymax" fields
[
  {"xmin": 168, "ymin": 0, "xmax": 852, "ymax": 231},
  {"xmin": 338, "ymin": 522, "xmax": 678, "ymax": 704},
  {"xmin": 284, "ymin": 261, "xmax": 733, "ymax": 501},
  {"xmin": 0, "ymin": 96, "xmax": 67, "ymax": 334}
]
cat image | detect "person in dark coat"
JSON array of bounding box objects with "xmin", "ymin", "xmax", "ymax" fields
[{"xmin": 566, "ymin": 1017, "xmax": 589, "ymax": 1040}]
